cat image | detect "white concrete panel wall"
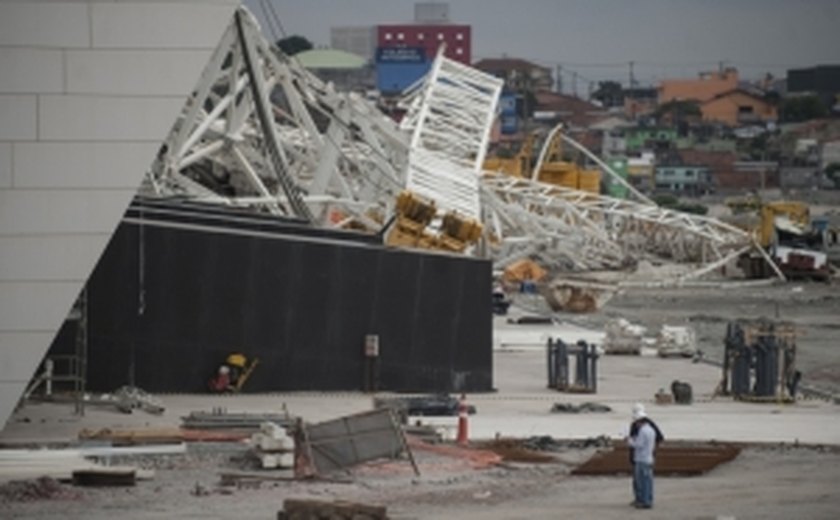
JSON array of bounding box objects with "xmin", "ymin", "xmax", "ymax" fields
[{"xmin": 0, "ymin": 0, "xmax": 240, "ymax": 429}]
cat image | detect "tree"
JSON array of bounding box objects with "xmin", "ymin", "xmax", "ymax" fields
[
  {"xmin": 276, "ymin": 35, "xmax": 313, "ymax": 56},
  {"xmin": 779, "ymin": 95, "xmax": 827, "ymax": 123},
  {"xmin": 591, "ymin": 81, "xmax": 624, "ymax": 108}
]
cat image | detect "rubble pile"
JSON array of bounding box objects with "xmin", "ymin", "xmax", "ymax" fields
[
  {"xmin": 602, "ymin": 318, "xmax": 646, "ymax": 354},
  {"xmin": 656, "ymin": 326, "xmax": 698, "ymax": 358},
  {"xmin": 0, "ymin": 477, "xmax": 77, "ymax": 503}
]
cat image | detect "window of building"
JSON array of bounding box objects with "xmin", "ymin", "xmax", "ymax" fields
[
  {"xmin": 685, "ymin": 170, "xmax": 694, "ymax": 177},
  {"xmin": 397, "ymin": 32, "xmax": 404, "ymax": 40},
  {"xmin": 418, "ymin": 33, "xmax": 425, "ymax": 40},
  {"xmin": 662, "ymin": 170, "xmax": 674, "ymax": 177},
  {"xmin": 456, "ymin": 47, "xmax": 463, "ymax": 55},
  {"xmin": 437, "ymin": 33, "xmax": 444, "ymax": 40},
  {"xmin": 385, "ymin": 33, "xmax": 392, "ymax": 40},
  {"xmin": 738, "ymin": 105, "xmax": 754, "ymax": 114},
  {"xmin": 456, "ymin": 33, "xmax": 463, "ymax": 41}
]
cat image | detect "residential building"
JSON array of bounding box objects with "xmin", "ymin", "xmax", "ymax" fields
[
  {"xmin": 623, "ymin": 87, "xmax": 658, "ymax": 120},
  {"xmin": 787, "ymin": 64, "xmax": 840, "ymax": 111},
  {"xmin": 330, "ymin": 26, "xmax": 377, "ymax": 63},
  {"xmin": 473, "ymin": 58, "xmax": 552, "ymax": 94},
  {"xmin": 654, "ymin": 164, "xmax": 712, "ymax": 195},
  {"xmin": 531, "ymin": 90, "xmax": 606, "ymax": 129},
  {"xmin": 627, "ymin": 152, "xmax": 656, "ymax": 192},
  {"xmin": 659, "ymin": 68, "xmax": 739, "ymax": 105},
  {"xmin": 625, "ymin": 127, "xmax": 678, "ymax": 152},
  {"xmin": 701, "ymin": 89, "xmax": 777, "ymax": 126}
]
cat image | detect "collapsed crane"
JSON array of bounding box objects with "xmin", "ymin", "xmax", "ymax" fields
[{"xmin": 147, "ymin": 7, "xmax": 757, "ymax": 293}]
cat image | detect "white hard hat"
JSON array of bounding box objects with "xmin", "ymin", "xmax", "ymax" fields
[
  {"xmin": 218, "ymin": 365, "xmax": 230, "ymax": 375},
  {"xmin": 632, "ymin": 403, "xmax": 646, "ymax": 420}
]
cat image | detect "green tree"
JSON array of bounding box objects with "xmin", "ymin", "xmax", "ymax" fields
[
  {"xmin": 591, "ymin": 81, "xmax": 624, "ymax": 108},
  {"xmin": 779, "ymin": 95, "xmax": 827, "ymax": 123},
  {"xmin": 276, "ymin": 35, "xmax": 313, "ymax": 56}
]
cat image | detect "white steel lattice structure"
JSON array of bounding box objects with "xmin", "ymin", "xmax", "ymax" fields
[
  {"xmin": 148, "ymin": 6, "xmax": 760, "ymax": 283},
  {"xmin": 399, "ymin": 49, "xmax": 503, "ymax": 220},
  {"xmin": 149, "ymin": 8, "xmax": 409, "ymax": 230}
]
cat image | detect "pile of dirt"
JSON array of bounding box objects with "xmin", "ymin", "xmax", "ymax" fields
[{"xmin": 0, "ymin": 477, "xmax": 78, "ymax": 503}]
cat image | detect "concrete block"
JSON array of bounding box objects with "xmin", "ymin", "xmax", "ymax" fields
[
  {"xmin": 91, "ymin": 3, "xmax": 236, "ymax": 49},
  {"xmin": 0, "ymin": 235, "xmax": 109, "ymax": 282},
  {"xmin": 0, "ymin": 332, "xmax": 55, "ymax": 383},
  {"xmin": 0, "ymin": 189, "xmax": 136, "ymax": 235},
  {"xmin": 38, "ymin": 95, "xmax": 183, "ymax": 141},
  {"xmin": 0, "ymin": 143, "xmax": 10, "ymax": 188},
  {"xmin": 0, "ymin": 49, "xmax": 64, "ymax": 94},
  {"xmin": 66, "ymin": 50, "xmax": 211, "ymax": 96},
  {"xmin": 0, "ymin": 2, "xmax": 90, "ymax": 48},
  {"xmin": 0, "ymin": 281, "xmax": 79, "ymax": 332},
  {"xmin": 13, "ymin": 142, "xmax": 158, "ymax": 189},
  {"xmin": 0, "ymin": 96, "xmax": 37, "ymax": 141}
]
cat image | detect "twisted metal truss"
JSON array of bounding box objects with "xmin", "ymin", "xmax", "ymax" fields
[
  {"xmin": 399, "ymin": 49, "xmax": 503, "ymax": 220},
  {"xmin": 146, "ymin": 6, "xmax": 758, "ymax": 284},
  {"xmin": 480, "ymin": 172, "xmax": 753, "ymax": 277},
  {"xmin": 148, "ymin": 8, "xmax": 409, "ymax": 230}
]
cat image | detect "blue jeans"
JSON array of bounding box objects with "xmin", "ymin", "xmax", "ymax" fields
[{"xmin": 633, "ymin": 462, "xmax": 654, "ymax": 507}]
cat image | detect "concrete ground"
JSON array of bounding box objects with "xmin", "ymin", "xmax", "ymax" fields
[{"xmin": 2, "ymin": 309, "xmax": 840, "ymax": 519}]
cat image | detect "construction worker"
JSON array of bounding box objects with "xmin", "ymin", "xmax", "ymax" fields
[
  {"xmin": 225, "ymin": 353, "xmax": 247, "ymax": 387},
  {"xmin": 627, "ymin": 403, "xmax": 663, "ymax": 509},
  {"xmin": 208, "ymin": 365, "xmax": 232, "ymax": 392}
]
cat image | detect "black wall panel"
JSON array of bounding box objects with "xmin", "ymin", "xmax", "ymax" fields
[{"xmin": 62, "ymin": 201, "xmax": 492, "ymax": 394}]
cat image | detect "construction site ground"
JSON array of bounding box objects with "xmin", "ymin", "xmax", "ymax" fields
[{"xmin": 2, "ymin": 282, "xmax": 840, "ymax": 519}]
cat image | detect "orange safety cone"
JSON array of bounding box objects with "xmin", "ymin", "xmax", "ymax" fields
[{"xmin": 456, "ymin": 393, "xmax": 469, "ymax": 446}]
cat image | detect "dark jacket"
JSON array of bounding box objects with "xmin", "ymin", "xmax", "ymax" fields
[{"xmin": 629, "ymin": 417, "xmax": 664, "ymax": 464}]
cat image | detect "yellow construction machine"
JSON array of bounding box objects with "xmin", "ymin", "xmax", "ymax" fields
[
  {"xmin": 532, "ymin": 131, "xmax": 601, "ymax": 194},
  {"xmin": 483, "ymin": 133, "xmax": 536, "ymax": 178},
  {"xmin": 725, "ymin": 197, "xmax": 829, "ymax": 280}
]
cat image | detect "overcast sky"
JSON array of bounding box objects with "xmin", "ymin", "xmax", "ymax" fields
[{"xmin": 245, "ymin": 0, "xmax": 840, "ymax": 89}]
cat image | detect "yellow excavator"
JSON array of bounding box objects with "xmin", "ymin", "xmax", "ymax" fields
[
  {"xmin": 483, "ymin": 132, "xmax": 536, "ymax": 178},
  {"xmin": 532, "ymin": 130, "xmax": 601, "ymax": 194},
  {"xmin": 725, "ymin": 197, "xmax": 829, "ymax": 280},
  {"xmin": 482, "ymin": 130, "xmax": 601, "ymax": 194}
]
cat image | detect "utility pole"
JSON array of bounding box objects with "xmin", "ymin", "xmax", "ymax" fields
[
  {"xmin": 572, "ymin": 71, "xmax": 578, "ymax": 98},
  {"xmin": 555, "ymin": 64, "xmax": 563, "ymax": 94},
  {"xmin": 628, "ymin": 60, "xmax": 635, "ymax": 88}
]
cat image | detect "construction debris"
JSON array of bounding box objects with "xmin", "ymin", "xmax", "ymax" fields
[
  {"xmin": 479, "ymin": 438, "xmax": 556, "ymax": 463},
  {"xmin": 656, "ymin": 325, "xmax": 698, "ymax": 358},
  {"xmin": 72, "ymin": 468, "xmax": 136, "ymax": 487},
  {"xmin": 540, "ymin": 278, "xmax": 617, "ymax": 313},
  {"xmin": 373, "ymin": 395, "xmax": 476, "ymax": 422},
  {"xmin": 181, "ymin": 408, "xmax": 295, "ymax": 431},
  {"xmin": 278, "ymin": 498, "xmax": 388, "ymax": 520},
  {"xmin": 0, "ymin": 477, "xmax": 78, "ymax": 503},
  {"xmin": 294, "ymin": 409, "xmax": 418, "ymax": 478},
  {"xmin": 550, "ymin": 402, "xmax": 612, "ymax": 414},
  {"xmin": 79, "ymin": 427, "xmax": 249, "ymax": 445},
  {"xmin": 572, "ymin": 442, "xmax": 741, "ymax": 476},
  {"xmin": 602, "ymin": 318, "xmax": 645, "ymax": 355},
  {"xmin": 250, "ymin": 422, "xmax": 294, "ymax": 470}
]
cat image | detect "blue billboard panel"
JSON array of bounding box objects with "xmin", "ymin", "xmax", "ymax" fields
[
  {"xmin": 499, "ymin": 94, "xmax": 518, "ymax": 116},
  {"xmin": 376, "ymin": 47, "xmax": 426, "ymax": 63},
  {"xmin": 377, "ymin": 62, "xmax": 432, "ymax": 94},
  {"xmin": 500, "ymin": 115, "xmax": 519, "ymax": 135}
]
